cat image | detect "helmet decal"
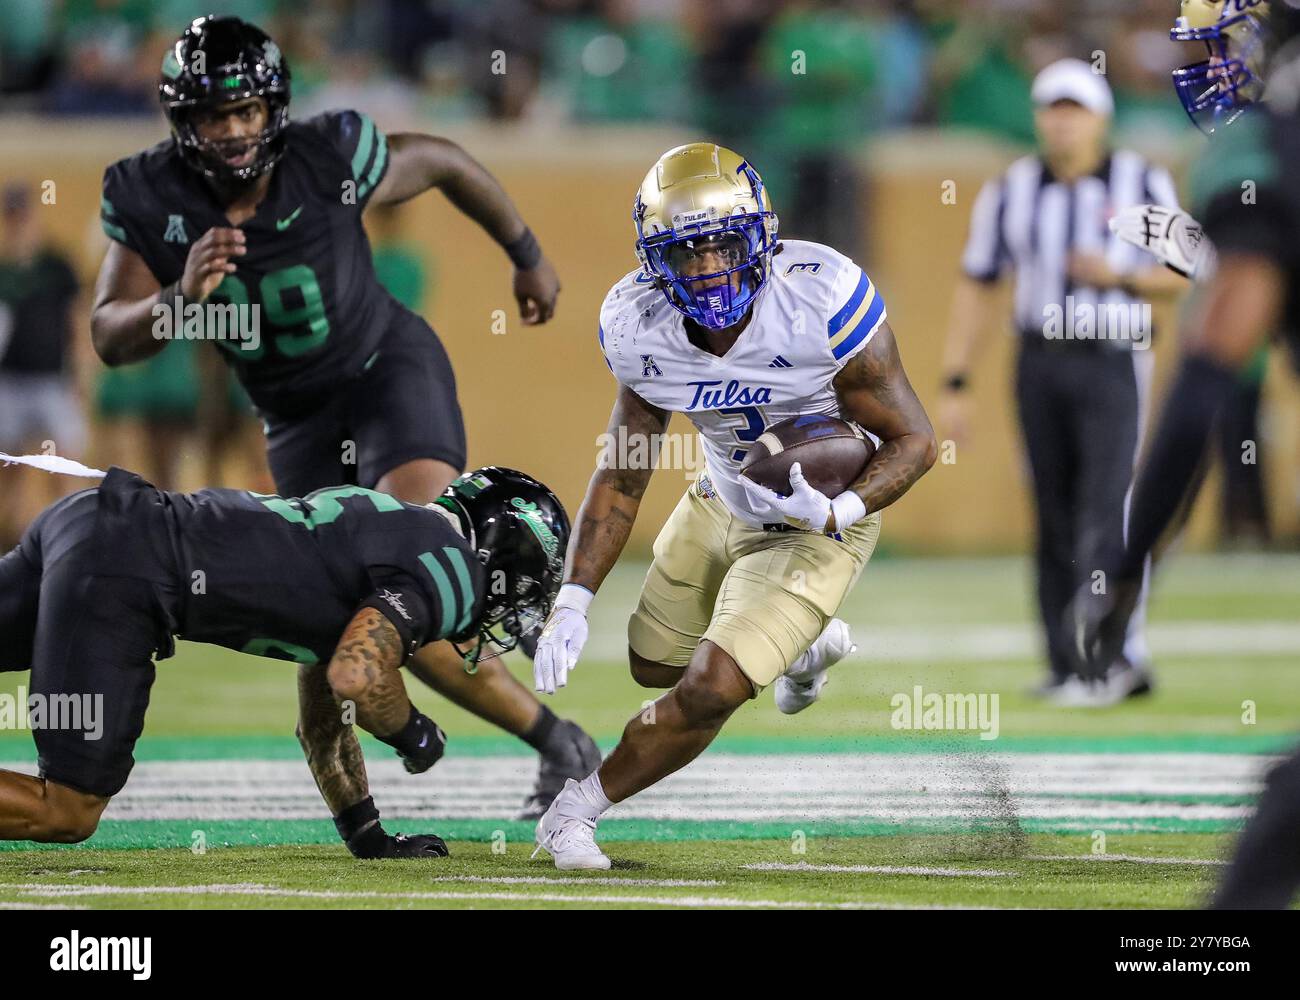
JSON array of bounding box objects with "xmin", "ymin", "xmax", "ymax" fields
[{"xmin": 510, "ymin": 497, "xmax": 562, "ymax": 567}]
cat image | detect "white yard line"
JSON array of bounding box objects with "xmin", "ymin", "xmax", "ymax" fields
[
  {"xmin": 0, "ymin": 752, "xmax": 1266, "ymax": 825},
  {"xmin": 583, "ymin": 620, "xmax": 1300, "ymax": 663},
  {"xmin": 0, "ymin": 901, "xmax": 87, "ymax": 910},
  {"xmin": 0, "ymin": 882, "xmax": 991, "ymax": 910},
  {"xmin": 1027, "ymin": 854, "xmax": 1227, "ymax": 867},
  {"xmin": 425, "ymin": 875, "xmax": 724, "ymax": 887},
  {"xmin": 77, "ymin": 752, "xmax": 1268, "ymax": 823},
  {"xmin": 744, "ymin": 861, "xmax": 1014, "ymax": 877}
]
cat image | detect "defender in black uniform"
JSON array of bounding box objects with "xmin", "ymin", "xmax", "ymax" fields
[
  {"xmin": 1076, "ymin": 6, "xmax": 1300, "ymax": 908},
  {"xmin": 89, "ymin": 16, "xmax": 597, "ymax": 820},
  {"xmin": 0, "ymin": 466, "xmax": 568, "ymax": 855}
]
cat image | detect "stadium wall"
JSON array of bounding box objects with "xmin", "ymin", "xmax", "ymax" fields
[{"xmin": 3, "ymin": 118, "xmax": 1296, "ymax": 555}]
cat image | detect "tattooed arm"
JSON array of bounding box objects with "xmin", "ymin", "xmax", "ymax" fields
[
  {"xmin": 299, "ymin": 618, "xmax": 452, "ymax": 853},
  {"xmin": 298, "ymin": 608, "xmax": 450, "ymax": 859},
  {"xmin": 564, "ymin": 385, "xmax": 671, "ymax": 593},
  {"xmin": 296, "ymin": 661, "xmax": 370, "ymax": 816},
  {"xmin": 325, "ymin": 606, "xmax": 412, "ymax": 738},
  {"xmin": 534, "ymin": 385, "xmax": 670, "ymax": 692},
  {"xmin": 832, "ymin": 321, "xmax": 938, "ymax": 519}
]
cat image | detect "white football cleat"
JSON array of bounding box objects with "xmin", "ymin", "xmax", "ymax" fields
[
  {"xmin": 774, "ymin": 618, "xmax": 856, "ymax": 715},
  {"xmin": 531, "ymin": 779, "xmax": 611, "ymax": 870}
]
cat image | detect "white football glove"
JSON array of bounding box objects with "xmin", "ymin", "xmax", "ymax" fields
[
  {"xmin": 1109, "ymin": 203, "xmax": 1217, "ymax": 282},
  {"xmin": 533, "ymin": 585, "xmax": 592, "ymax": 694},
  {"xmin": 741, "ymin": 462, "xmax": 866, "ymax": 534}
]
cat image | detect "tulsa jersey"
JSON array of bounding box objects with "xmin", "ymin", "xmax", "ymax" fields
[
  {"xmin": 100, "ymin": 111, "xmax": 398, "ymax": 414},
  {"xmin": 598, "ymin": 240, "xmax": 887, "ymax": 524}
]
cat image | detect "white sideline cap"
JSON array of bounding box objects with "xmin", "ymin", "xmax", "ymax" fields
[{"xmin": 1031, "ymin": 58, "xmax": 1114, "ymax": 118}]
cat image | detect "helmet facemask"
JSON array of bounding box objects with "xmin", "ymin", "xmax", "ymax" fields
[
  {"xmin": 1172, "ymin": 8, "xmax": 1269, "ymax": 132},
  {"xmin": 171, "ymin": 96, "xmax": 290, "ymax": 185},
  {"xmin": 640, "ymin": 223, "xmax": 772, "ymax": 330},
  {"xmin": 461, "ymin": 570, "xmax": 554, "ymax": 668},
  {"xmin": 634, "ymin": 159, "xmax": 778, "ymax": 332}
]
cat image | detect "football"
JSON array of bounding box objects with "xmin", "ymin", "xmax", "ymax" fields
[{"xmin": 740, "ymin": 414, "xmax": 875, "ymax": 497}]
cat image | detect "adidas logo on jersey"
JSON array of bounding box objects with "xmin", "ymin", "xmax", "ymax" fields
[{"xmin": 768, "ymin": 355, "xmax": 794, "ymax": 369}]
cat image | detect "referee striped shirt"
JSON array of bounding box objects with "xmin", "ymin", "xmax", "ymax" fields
[{"xmin": 961, "ymin": 150, "xmax": 1181, "ymax": 347}]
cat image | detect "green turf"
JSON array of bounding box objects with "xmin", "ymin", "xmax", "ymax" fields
[
  {"xmin": 0, "ymin": 553, "xmax": 1296, "ymax": 908},
  {"xmin": 0, "ymin": 834, "xmax": 1232, "ymax": 909},
  {"xmin": 2, "ymin": 552, "xmax": 1297, "ymax": 749}
]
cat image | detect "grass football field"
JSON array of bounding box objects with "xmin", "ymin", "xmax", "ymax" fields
[{"xmin": 2, "ymin": 552, "xmax": 1298, "ymax": 910}]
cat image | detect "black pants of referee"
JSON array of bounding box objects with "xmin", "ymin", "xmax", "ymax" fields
[{"xmin": 1015, "ymin": 339, "xmax": 1148, "ymax": 682}]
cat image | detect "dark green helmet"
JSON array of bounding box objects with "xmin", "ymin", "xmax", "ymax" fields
[
  {"xmin": 159, "ymin": 15, "xmax": 291, "ymax": 184},
  {"xmin": 435, "ymin": 468, "xmax": 569, "ymax": 656}
]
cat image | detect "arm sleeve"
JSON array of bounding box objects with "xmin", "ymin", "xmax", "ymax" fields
[
  {"xmin": 356, "ymin": 572, "xmax": 435, "ymax": 664},
  {"xmin": 597, "ymin": 277, "xmax": 639, "ymax": 382},
  {"xmin": 960, "ymin": 178, "xmax": 1008, "ymax": 283},
  {"xmin": 825, "ymin": 258, "xmax": 887, "ymax": 367},
  {"xmin": 597, "ymin": 321, "xmax": 615, "ymax": 375},
  {"xmin": 312, "ymin": 110, "xmax": 390, "ymax": 211},
  {"xmin": 100, "ymin": 165, "xmax": 144, "ymax": 253},
  {"xmin": 366, "ymin": 538, "xmax": 484, "ymax": 653}
]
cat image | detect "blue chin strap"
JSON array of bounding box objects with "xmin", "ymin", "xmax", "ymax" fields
[
  {"xmin": 682, "ymin": 272, "xmax": 750, "ymax": 330},
  {"xmin": 1171, "ymin": 14, "xmax": 1265, "ymax": 133}
]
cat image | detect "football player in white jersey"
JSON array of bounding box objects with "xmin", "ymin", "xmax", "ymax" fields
[{"xmin": 529, "ymin": 142, "xmax": 936, "ymax": 869}]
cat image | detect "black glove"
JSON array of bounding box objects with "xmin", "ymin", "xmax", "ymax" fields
[
  {"xmin": 375, "ymin": 707, "xmax": 448, "ymax": 775},
  {"xmin": 380, "ymin": 832, "xmax": 450, "ymax": 858},
  {"xmin": 335, "ymin": 795, "xmax": 449, "ymax": 859},
  {"xmin": 398, "ymin": 718, "xmax": 447, "ymax": 775},
  {"xmin": 347, "ymin": 826, "xmax": 449, "ymax": 859}
]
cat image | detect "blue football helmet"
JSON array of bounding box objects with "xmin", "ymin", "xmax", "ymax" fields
[{"xmin": 1171, "ymin": 0, "xmax": 1271, "ymax": 133}]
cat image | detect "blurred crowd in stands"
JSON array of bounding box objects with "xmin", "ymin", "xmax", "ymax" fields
[
  {"xmin": 2, "ymin": 0, "xmax": 1196, "ymax": 142},
  {"xmin": 1, "ymin": 1, "xmax": 1280, "ymax": 547}
]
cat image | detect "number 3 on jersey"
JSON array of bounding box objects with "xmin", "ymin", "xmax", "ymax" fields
[
  {"xmin": 718, "ymin": 406, "xmax": 767, "ymax": 463},
  {"xmin": 209, "ymin": 264, "xmax": 330, "ymax": 361}
]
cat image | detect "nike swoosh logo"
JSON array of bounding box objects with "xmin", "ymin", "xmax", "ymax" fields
[{"xmin": 276, "ymin": 205, "xmax": 303, "ymax": 231}]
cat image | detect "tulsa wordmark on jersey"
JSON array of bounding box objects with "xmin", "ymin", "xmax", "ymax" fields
[{"xmin": 598, "ymin": 239, "xmax": 886, "ymax": 524}]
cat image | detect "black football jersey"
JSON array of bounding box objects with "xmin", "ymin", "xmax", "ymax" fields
[
  {"xmin": 1194, "ymin": 105, "xmax": 1300, "ymax": 364},
  {"xmin": 96, "ymin": 467, "xmax": 485, "ymax": 665},
  {"xmin": 100, "ymin": 111, "xmax": 398, "ymax": 413}
]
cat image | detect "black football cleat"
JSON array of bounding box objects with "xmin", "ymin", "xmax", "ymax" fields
[{"xmin": 517, "ymin": 719, "xmax": 602, "ymax": 820}]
